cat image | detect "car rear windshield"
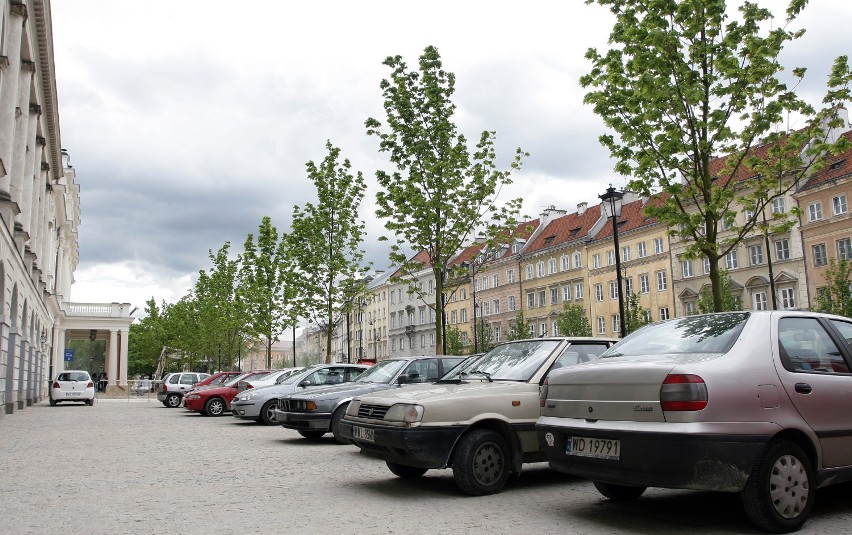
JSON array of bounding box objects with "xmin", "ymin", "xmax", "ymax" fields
[
  {"xmin": 57, "ymin": 372, "xmax": 89, "ymax": 382},
  {"xmin": 444, "ymin": 340, "xmax": 562, "ymax": 381},
  {"xmin": 600, "ymin": 313, "xmax": 750, "ymax": 358},
  {"xmin": 356, "ymin": 359, "xmax": 408, "ymax": 383}
]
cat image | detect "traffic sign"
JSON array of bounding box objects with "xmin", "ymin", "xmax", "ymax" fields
[{"xmin": 64, "ymin": 349, "xmax": 74, "ymax": 362}]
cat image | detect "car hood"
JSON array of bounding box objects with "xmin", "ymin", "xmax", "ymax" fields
[
  {"xmin": 237, "ymin": 383, "xmax": 301, "ymax": 399},
  {"xmin": 288, "ymin": 382, "xmax": 392, "ymax": 401},
  {"xmin": 354, "ymin": 380, "xmax": 528, "ymax": 405}
]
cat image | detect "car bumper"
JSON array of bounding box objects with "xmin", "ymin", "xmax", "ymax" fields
[
  {"xmin": 274, "ymin": 409, "xmax": 332, "ymax": 431},
  {"xmin": 51, "ymin": 390, "xmax": 94, "ymax": 401},
  {"xmin": 231, "ymin": 401, "xmax": 259, "ymax": 419},
  {"xmin": 536, "ymin": 417, "xmax": 777, "ymax": 492},
  {"xmin": 339, "ymin": 419, "xmax": 465, "ymax": 469},
  {"xmin": 182, "ymin": 398, "xmax": 204, "ymax": 411}
]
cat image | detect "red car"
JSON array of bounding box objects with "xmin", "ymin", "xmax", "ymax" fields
[
  {"xmin": 191, "ymin": 371, "xmax": 242, "ymax": 390},
  {"xmin": 182, "ymin": 370, "xmax": 274, "ymax": 416}
]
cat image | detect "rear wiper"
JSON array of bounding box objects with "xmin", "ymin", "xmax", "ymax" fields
[{"xmin": 465, "ymin": 370, "xmax": 493, "ymax": 382}]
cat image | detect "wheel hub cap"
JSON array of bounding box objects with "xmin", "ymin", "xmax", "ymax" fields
[
  {"xmin": 472, "ymin": 442, "xmax": 504, "ymax": 486},
  {"xmin": 769, "ymin": 454, "xmax": 809, "ymax": 519}
]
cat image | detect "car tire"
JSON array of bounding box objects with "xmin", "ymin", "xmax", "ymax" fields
[
  {"xmin": 204, "ymin": 397, "xmax": 226, "ymax": 417},
  {"xmin": 297, "ymin": 430, "xmax": 325, "ymax": 440},
  {"xmin": 593, "ymin": 481, "xmax": 647, "ymax": 501},
  {"xmin": 258, "ymin": 400, "xmax": 277, "ymax": 426},
  {"xmin": 331, "ymin": 405, "xmax": 350, "ymax": 445},
  {"xmin": 451, "ymin": 429, "xmax": 511, "ymax": 496},
  {"xmin": 386, "ymin": 461, "xmax": 428, "ymax": 479},
  {"xmin": 741, "ymin": 439, "xmax": 814, "ymax": 533},
  {"xmin": 165, "ymin": 393, "xmax": 182, "ymax": 408},
  {"xmin": 86, "ymin": 399, "xmax": 94, "ymax": 406},
  {"xmin": 49, "ymin": 398, "xmax": 57, "ymax": 406}
]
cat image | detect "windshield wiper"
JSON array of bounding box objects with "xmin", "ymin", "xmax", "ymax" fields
[{"xmin": 464, "ymin": 370, "xmax": 493, "ymax": 382}]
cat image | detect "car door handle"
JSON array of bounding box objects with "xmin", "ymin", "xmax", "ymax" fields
[{"xmin": 795, "ymin": 383, "xmax": 812, "ymax": 394}]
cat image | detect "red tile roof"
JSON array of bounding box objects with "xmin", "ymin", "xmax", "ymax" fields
[
  {"xmin": 595, "ymin": 195, "xmax": 666, "ymax": 240},
  {"xmin": 524, "ymin": 204, "xmax": 602, "ymax": 254},
  {"xmin": 800, "ymin": 131, "xmax": 852, "ymax": 190}
]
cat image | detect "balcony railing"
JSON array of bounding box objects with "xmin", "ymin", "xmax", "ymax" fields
[{"xmin": 61, "ymin": 302, "xmax": 131, "ymax": 317}]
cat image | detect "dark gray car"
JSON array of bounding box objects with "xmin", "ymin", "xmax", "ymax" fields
[{"xmin": 273, "ymin": 355, "xmax": 466, "ymax": 444}]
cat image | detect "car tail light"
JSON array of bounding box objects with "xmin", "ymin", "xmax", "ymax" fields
[
  {"xmin": 87, "ymin": 381, "xmax": 94, "ymax": 388},
  {"xmin": 163, "ymin": 383, "xmax": 168, "ymax": 392},
  {"xmin": 660, "ymin": 374, "xmax": 707, "ymax": 411},
  {"xmin": 52, "ymin": 381, "xmax": 59, "ymax": 389},
  {"xmin": 540, "ymin": 378, "xmax": 549, "ymax": 408}
]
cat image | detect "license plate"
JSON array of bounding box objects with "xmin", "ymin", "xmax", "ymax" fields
[
  {"xmin": 68, "ymin": 392, "xmax": 82, "ymax": 397},
  {"xmin": 352, "ymin": 425, "xmax": 374, "ymax": 443},
  {"xmin": 566, "ymin": 436, "xmax": 621, "ymax": 460}
]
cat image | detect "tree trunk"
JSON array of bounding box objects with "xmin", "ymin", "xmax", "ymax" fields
[
  {"xmin": 708, "ymin": 255, "xmax": 723, "ymax": 312},
  {"xmin": 434, "ymin": 268, "xmax": 444, "ymax": 355}
]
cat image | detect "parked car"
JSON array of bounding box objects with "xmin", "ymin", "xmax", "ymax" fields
[
  {"xmin": 274, "ymin": 355, "xmax": 466, "ymax": 444},
  {"xmin": 189, "ymin": 371, "xmax": 242, "ymax": 392},
  {"xmin": 536, "ymin": 311, "xmax": 852, "ymax": 533},
  {"xmin": 182, "ymin": 370, "xmax": 273, "ymax": 416},
  {"xmin": 49, "ymin": 370, "xmax": 96, "ymax": 406},
  {"xmin": 131, "ymin": 379, "xmax": 153, "ymax": 396},
  {"xmin": 157, "ymin": 372, "xmax": 211, "ymax": 408},
  {"xmin": 231, "ymin": 364, "xmax": 367, "ymax": 425},
  {"xmin": 237, "ymin": 368, "xmax": 301, "ymax": 392},
  {"xmin": 341, "ymin": 337, "xmax": 616, "ymax": 495}
]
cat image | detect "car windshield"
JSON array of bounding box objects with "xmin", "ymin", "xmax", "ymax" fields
[
  {"xmin": 600, "ymin": 312, "xmax": 750, "ymax": 358},
  {"xmin": 276, "ymin": 368, "xmax": 307, "ymax": 384},
  {"xmin": 443, "ymin": 340, "xmax": 562, "ymax": 381},
  {"xmin": 224, "ymin": 373, "xmax": 254, "ymax": 387},
  {"xmin": 355, "ymin": 360, "xmax": 408, "ymax": 383}
]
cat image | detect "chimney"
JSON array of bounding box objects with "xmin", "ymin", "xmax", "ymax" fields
[{"xmin": 577, "ymin": 202, "xmax": 588, "ymax": 215}]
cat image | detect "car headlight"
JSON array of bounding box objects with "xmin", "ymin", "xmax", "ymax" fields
[
  {"xmin": 240, "ymin": 391, "xmax": 255, "ymax": 400},
  {"xmin": 383, "ymin": 404, "xmax": 424, "ymax": 423},
  {"xmin": 186, "ymin": 394, "xmax": 200, "ymax": 400},
  {"xmin": 347, "ymin": 400, "xmax": 361, "ymax": 416}
]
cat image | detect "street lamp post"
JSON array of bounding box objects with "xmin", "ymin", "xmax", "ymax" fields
[{"xmin": 600, "ymin": 185, "xmax": 628, "ymax": 339}]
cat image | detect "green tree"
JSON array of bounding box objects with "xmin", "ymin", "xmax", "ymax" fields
[
  {"xmin": 474, "ymin": 321, "xmax": 495, "ymax": 353},
  {"xmin": 813, "ymin": 258, "xmax": 852, "ymax": 317},
  {"xmin": 697, "ymin": 270, "xmax": 742, "ymax": 313},
  {"xmin": 625, "ymin": 293, "xmax": 652, "ymax": 333},
  {"xmin": 582, "ymin": 0, "xmax": 851, "ymax": 311},
  {"xmin": 366, "ymin": 45, "xmax": 526, "ymax": 354},
  {"xmin": 445, "ymin": 326, "xmax": 465, "ymax": 355},
  {"xmin": 239, "ymin": 219, "xmax": 297, "ymax": 368},
  {"xmin": 507, "ymin": 311, "xmax": 532, "ymax": 341},
  {"xmin": 127, "ymin": 298, "xmax": 172, "ymax": 378},
  {"xmin": 290, "ymin": 141, "xmax": 368, "ymax": 363},
  {"xmin": 556, "ymin": 303, "xmax": 593, "ymax": 337}
]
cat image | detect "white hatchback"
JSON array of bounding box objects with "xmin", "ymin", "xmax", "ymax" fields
[{"xmin": 50, "ymin": 370, "xmax": 95, "ymax": 406}]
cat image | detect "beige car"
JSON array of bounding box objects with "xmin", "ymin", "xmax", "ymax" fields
[
  {"xmin": 341, "ymin": 337, "xmax": 617, "ymax": 495},
  {"xmin": 537, "ymin": 311, "xmax": 852, "ymax": 533}
]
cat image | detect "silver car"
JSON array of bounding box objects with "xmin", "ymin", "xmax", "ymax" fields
[
  {"xmin": 537, "ymin": 311, "xmax": 852, "ymax": 533},
  {"xmin": 274, "ymin": 355, "xmax": 466, "ymax": 444},
  {"xmin": 230, "ymin": 364, "xmax": 367, "ymax": 425}
]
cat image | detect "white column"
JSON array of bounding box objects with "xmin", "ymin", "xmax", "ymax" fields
[
  {"xmin": 10, "ymin": 61, "xmax": 34, "ymax": 216},
  {"xmin": 119, "ymin": 329, "xmax": 129, "ymax": 386},
  {"xmin": 0, "ymin": 4, "xmax": 26, "ymax": 201},
  {"xmin": 108, "ymin": 329, "xmax": 118, "ymax": 385},
  {"xmin": 52, "ymin": 326, "xmax": 65, "ymax": 375}
]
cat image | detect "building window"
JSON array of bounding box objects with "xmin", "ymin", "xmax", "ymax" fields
[
  {"xmin": 622, "ymin": 246, "xmax": 631, "ymax": 262},
  {"xmin": 839, "ymin": 238, "xmax": 852, "ymax": 261},
  {"xmin": 526, "ymin": 265, "xmax": 534, "ymax": 280},
  {"xmin": 596, "ymin": 284, "xmax": 604, "ymax": 302},
  {"xmin": 809, "ymin": 202, "xmax": 823, "ymax": 221},
  {"xmin": 392, "ymin": 339, "xmax": 397, "ymax": 351},
  {"xmin": 507, "ymin": 269, "xmax": 515, "ymax": 284},
  {"xmin": 597, "ymin": 316, "xmax": 606, "ymax": 335},
  {"xmin": 684, "ymin": 300, "xmax": 696, "ymax": 315},
  {"xmin": 492, "ymin": 274, "xmax": 499, "ymax": 288},
  {"xmin": 461, "ymin": 332, "xmax": 468, "ymax": 345},
  {"xmin": 508, "ymin": 295, "xmax": 516, "ymax": 311},
  {"xmin": 528, "ymin": 324, "xmax": 535, "ymax": 337},
  {"xmin": 420, "ymin": 335, "xmax": 426, "ymax": 348},
  {"xmin": 537, "ymin": 261, "xmax": 545, "ymax": 277},
  {"xmin": 483, "ymin": 302, "xmax": 491, "ymax": 316},
  {"xmin": 771, "ymin": 197, "xmax": 786, "ymax": 214},
  {"xmin": 451, "ymin": 310, "xmax": 457, "ymax": 324},
  {"xmin": 640, "ymin": 274, "xmax": 649, "ymax": 294},
  {"xmin": 748, "ymin": 244, "xmax": 763, "ymax": 266},
  {"xmin": 420, "ymin": 309, "xmax": 425, "ymax": 324},
  {"xmin": 682, "ymin": 259, "xmax": 693, "ymax": 278},
  {"xmin": 813, "ymin": 243, "xmax": 827, "ymax": 267},
  {"xmin": 549, "ymin": 258, "xmax": 557, "ymax": 274},
  {"xmin": 561, "ymin": 256, "xmax": 570, "ymax": 271},
  {"xmin": 659, "ymin": 307, "xmax": 670, "ymax": 320},
  {"xmin": 460, "ymin": 309, "xmax": 468, "ymax": 323},
  {"xmin": 391, "ymin": 313, "xmax": 397, "ymax": 329},
  {"xmin": 527, "ymin": 293, "xmax": 536, "ymax": 309},
  {"xmin": 703, "ymin": 257, "xmax": 711, "ymax": 274},
  {"xmin": 563, "ymin": 286, "xmax": 571, "ymax": 302},
  {"xmin": 753, "ymin": 291, "xmax": 768, "ymax": 311},
  {"xmin": 593, "ymin": 254, "xmax": 601, "ymax": 269},
  {"xmin": 780, "ymin": 287, "xmax": 796, "ymax": 309},
  {"xmin": 573, "ymin": 252, "xmax": 582, "ymax": 269},
  {"xmin": 494, "ymin": 325, "xmax": 501, "ymax": 342},
  {"xmin": 637, "ymin": 242, "xmax": 647, "ymax": 258},
  {"xmin": 725, "ymin": 250, "xmax": 738, "ymax": 270},
  {"xmin": 833, "ymin": 195, "xmax": 848, "ymax": 215},
  {"xmin": 609, "ymin": 280, "xmax": 619, "ymax": 300},
  {"xmin": 625, "ymin": 277, "xmax": 633, "ymax": 295},
  {"xmin": 643, "ymin": 310, "xmax": 652, "ymax": 323},
  {"xmin": 538, "ymin": 290, "xmax": 546, "ymax": 307},
  {"xmin": 775, "ymin": 239, "xmax": 790, "ymax": 261},
  {"xmin": 550, "ymin": 288, "xmax": 559, "ymax": 304},
  {"xmin": 611, "ymin": 315, "xmax": 620, "ymax": 334},
  {"xmin": 607, "ymin": 250, "xmax": 615, "ymax": 266},
  {"xmin": 461, "ymin": 288, "xmax": 467, "ymax": 300},
  {"xmin": 574, "ymin": 283, "xmax": 584, "ymax": 300},
  {"xmin": 539, "ymin": 322, "xmax": 547, "ymax": 336},
  {"xmin": 654, "ymin": 237, "xmax": 664, "ymax": 254},
  {"xmin": 656, "ymin": 271, "xmax": 667, "ymax": 291},
  {"xmin": 493, "ymin": 299, "xmax": 500, "ymax": 315},
  {"xmin": 552, "ymin": 321, "xmax": 559, "ymax": 336}
]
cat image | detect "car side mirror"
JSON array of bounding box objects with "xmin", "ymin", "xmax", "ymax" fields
[
  {"xmin": 397, "ymin": 375, "xmax": 409, "ymax": 384},
  {"xmin": 299, "ymin": 380, "xmax": 311, "ymax": 387}
]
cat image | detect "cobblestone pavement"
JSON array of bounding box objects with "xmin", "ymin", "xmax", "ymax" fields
[{"xmin": 2, "ymin": 398, "xmax": 852, "ymax": 535}]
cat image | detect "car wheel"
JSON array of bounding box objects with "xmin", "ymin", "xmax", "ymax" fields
[
  {"xmin": 593, "ymin": 481, "xmax": 647, "ymax": 501},
  {"xmin": 741, "ymin": 439, "xmax": 814, "ymax": 533},
  {"xmin": 259, "ymin": 400, "xmax": 277, "ymax": 426},
  {"xmin": 204, "ymin": 397, "xmax": 226, "ymax": 417},
  {"xmin": 331, "ymin": 405, "xmax": 350, "ymax": 445},
  {"xmin": 86, "ymin": 399, "xmax": 94, "ymax": 406},
  {"xmin": 451, "ymin": 429, "xmax": 510, "ymax": 496},
  {"xmin": 49, "ymin": 398, "xmax": 57, "ymax": 406},
  {"xmin": 386, "ymin": 461, "xmax": 428, "ymax": 479},
  {"xmin": 165, "ymin": 393, "xmax": 181, "ymax": 408},
  {"xmin": 297, "ymin": 430, "xmax": 325, "ymax": 440}
]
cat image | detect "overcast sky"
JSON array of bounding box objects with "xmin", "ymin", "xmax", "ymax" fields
[{"xmin": 50, "ymin": 0, "xmax": 852, "ymax": 318}]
